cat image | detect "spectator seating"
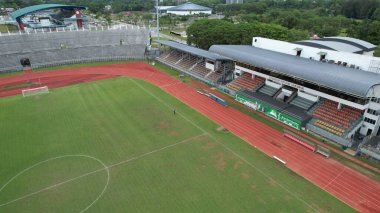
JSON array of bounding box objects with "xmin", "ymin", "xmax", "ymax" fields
[
  {"xmin": 191, "ymin": 61, "xmax": 211, "ymax": 77},
  {"xmin": 226, "ymin": 73, "xmax": 265, "ymax": 92},
  {"xmin": 158, "ymin": 50, "xmax": 230, "ymax": 84},
  {"xmin": 290, "ymin": 96, "xmax": 315, "ymax": 110},
  {"xmin": 165, "ymin": 50, "xmax": 183, "ymax": 64},
  {"xmin": 177, "ymin": 55, "xmax": 198, "ymax": 70},
  {"xmin": 205, "ymin": 70, "xmax": 221, "ymax": 82},
  {"xmin": 314, "ymin": 120, "xmax": 345, "ymax": 136},
  {"xmin": 0, "ymin": 28, "xmax": 149, "ymax": 73},
  {"xmin": 312, "ymin": 99, "xmax": 362, "ymax": 136}
]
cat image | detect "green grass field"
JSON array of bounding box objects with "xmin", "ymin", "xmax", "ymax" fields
[
  {"xmin": 0, "ymin": 24, "xmax": 17, "ymax": 33},
  {"xmin": 0, "ymin": 77, "xmax": 354, "ymax": 212}
]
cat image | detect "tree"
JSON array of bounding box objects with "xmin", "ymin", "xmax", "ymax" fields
[
  {"xmin": 348, "ymin": 20, "xmax": 380, "ymax": 45},
  {"xmin": 187, "ymin": 19, "xmax": 308, "ymax": 50},
  {"xmin": 372, "ymin": 8, "xmax": 380, "ymax": 21},
  {"xmin": 374, "ymin": 45, "xmax": 380, "ymax": 57}
]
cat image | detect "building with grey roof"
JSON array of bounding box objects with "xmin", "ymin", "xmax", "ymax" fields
[
  {"xmin": 209, "ymin": 45, "xmax": 380, "ymax": 98},
  {"xmin": 294, "ymin": 37, "xmax": 376, "ymax": 55},
  {"xmin": 156, "ymin": 38, "xmax": 380, "ymax": 149},
  {"xmin": 252, "ymin": 37, "xmax": 380, "ymax": 73},
  {"xmin": 167, "ymin": 2, "xmax": 212, "ymax": 15},
  {"xmin": 226, "ymin": 0, "xmax": 244, "ymax": 4}
]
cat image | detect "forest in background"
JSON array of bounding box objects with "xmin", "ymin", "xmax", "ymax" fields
[{"xmin": 1, "ymin": 0, "xmax": 379, "ymax": 54}]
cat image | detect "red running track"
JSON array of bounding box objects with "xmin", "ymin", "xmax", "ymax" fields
[
  {"xmin": 0, "ymin": 74, "xmax": 115, "ymax": 97},
  {"xmin": 0, "ymin": 63, "xmax": 380, "ymax": 212}
]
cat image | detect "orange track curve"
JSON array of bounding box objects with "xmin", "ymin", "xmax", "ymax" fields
[{"xmin": 0, "ymin": 62, "xmax": 379, "ymax": 212}]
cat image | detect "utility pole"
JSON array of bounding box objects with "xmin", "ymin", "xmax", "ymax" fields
[{"xmin": 156, "ymin": 0, "xmax": 160, "ymax": 41}]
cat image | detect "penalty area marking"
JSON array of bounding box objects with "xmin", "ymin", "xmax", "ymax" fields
[{"xmin": 0, "ymin": 155, "xmax": 110, "ymax": 213}]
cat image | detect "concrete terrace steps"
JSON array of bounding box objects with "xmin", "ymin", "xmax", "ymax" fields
[
  {"xmin": 290, "ymin": 96, "xmax": 315, "ymax": 110},
  {"xmin": 258, "ymin": 85, "xmax": 278, "ymax": 96}
]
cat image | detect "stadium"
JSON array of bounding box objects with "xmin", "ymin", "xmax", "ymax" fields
[{"xmin": 0, "ymin": 3, "xmax": 380, "ymax": 213}]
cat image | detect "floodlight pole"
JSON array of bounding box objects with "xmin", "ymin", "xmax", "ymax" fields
[{"xmin": 156, "ymin": 0, "xmax": 160, "ymax": 40}]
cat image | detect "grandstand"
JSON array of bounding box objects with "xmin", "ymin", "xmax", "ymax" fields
[
  {"xmin": 156, "ymin": 40, "xmax": 233, "ymax": 85},
  {"xmin": 157, "ymin": 39, "xmax": 380, "ymax": 156},
  {"xmin": 0, "ymin": 26, "xmax": 149, "ymax": 73}
]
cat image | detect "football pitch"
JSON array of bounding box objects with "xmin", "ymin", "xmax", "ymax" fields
[{"xmin": 0, "ymin": 77, "xmax": 354, "ymax": 212}]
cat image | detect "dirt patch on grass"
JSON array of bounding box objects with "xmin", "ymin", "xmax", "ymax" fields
[
  {"xmin": 251, "ymin": 185, "xmax": 257, "ymax": 191},
  {"xmin": 241, "ymin": 172, "xmax": 250, "ymax": 180},
  {"xmin": 267, "ymin": 178, "xmax": 278, "ymax": 187},
  {"xmin": 233, "ymin": 160, "xmax": 244, "ymax": 170},
  {"xmin": 215, "ymin": 152, "xmax": 227, "ymax": 171},
  {"xmin": 202, "ymin": 142, "xmax": 216, "ymax": 150},
  {"xmin": 155, "ymin": 121, "xmax": 170, "ymax": 129},
  {"xmin": 168, "ymin": 131, "xmax": 179, "ymax": 137}
]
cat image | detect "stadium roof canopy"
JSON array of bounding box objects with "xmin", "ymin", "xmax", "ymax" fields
[
  {"xmin": 294, "ymin": 37, "xmax": 376, "ymax": 54},
  {"xmin": 323, "ymin": 37, "xmax": 376, "ymax": 51},
  {"xmin": 10, "ymin": 4, "xmax": 87, "ymax": 20},
  {"xmin": 209, "ymin": 45, "xmax": 380, "ymax": 97},
  {"xmin": 157, "ymin": 40, "xmax": 230, "ymax": 61},
  {"xmin": 167, "ymin": 2, "xmax": 211, "ymax": 11},
  {"xmin": 294, "ymin": 40, "xmax": 362, "ymax": 53}
]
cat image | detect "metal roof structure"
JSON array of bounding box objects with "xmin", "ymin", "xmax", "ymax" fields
[
  {"xmin": 294, "ymin": 37, "xmax": 376, "ymax": 54},
  {"xmin": 167, "ymin": 2, "xmax": 211, "ymax": 11},
  {"xmin": 209, "ymin": 45, "xmax": 380, "ymax": 97},
  {"xmin": 10, "ymin": 4, "xmax": 87, "ymax": 20},
  {"xmin": 323, "ymin": 37, "xmax": 376, "ymax": 51},
  {"xmin": 157, "ymin": 40, "xmax": 230, "ymax": 61},
  {"xmin": 294, "ymin": 40, "xmax": 362, "ymax": 53}
]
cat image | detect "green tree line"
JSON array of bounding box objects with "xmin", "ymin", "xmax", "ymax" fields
[{"xmin": 186, "ymin": 19, "xmax": 308, "ymax": 49}]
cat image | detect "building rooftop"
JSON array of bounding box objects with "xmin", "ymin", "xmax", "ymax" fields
[
  {"xmin": 157, "ymin": 40, "xmax": 229, "ymax": 61},
  {"xmin": 294, "ymin": 37, "xmax": 376, "ymax": 54},
  {"xmin": 167, "ymin": 2, "xmax": 212, "ymax": 12},
  {"xmin": 10, "ymin": 4, "xmax": 87, "ymax": 20},
  {"xmin": 209, "ymin": 45, "xmax": 380, "ymax": 97}
]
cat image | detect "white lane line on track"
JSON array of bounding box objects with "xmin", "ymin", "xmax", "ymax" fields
[
  {"xmin": 130, "ymin": 78, "xmax": 319, "ymax": 213},
  {"xmin": 0, "ymin": 134, "xmax": 205, "ymax": 209},
  {"xmin": 323, "ymin": 167, "xmax": 347, "ymax": 189},
  {"xmin": 160, "ymin": 82, "xmax": 181, "ymax": 88}
]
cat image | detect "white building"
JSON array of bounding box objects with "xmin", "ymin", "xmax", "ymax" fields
[
  {"xmin": 167, "ymin": 2, "xmax": 212, "ymax": 16},
  {"xmin": 252, "ymin": 37, "xmax": 380, "ymax": 74},
  {"xmin": 155, "ymin": 6, "xmax": 176, "ymax": 15},
  {"xmin": 226, "ymin": 0, "xmax": 244, "ymax": 4}
]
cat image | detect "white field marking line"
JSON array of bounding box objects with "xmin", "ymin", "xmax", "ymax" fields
[
  {"xmin": 130, "ymin": 78, "xmax": 319, "ymax": 213},
  {"xmin": 0, "ymin": 134, "xmax": 204, "ymax": 210},
  {"xmin": 0, "ymin": 155, "xmax": 110, "ymax": 213},
  {"xmin": 323, "ymin": 167, "xmax": 347, "ymax": 189}
]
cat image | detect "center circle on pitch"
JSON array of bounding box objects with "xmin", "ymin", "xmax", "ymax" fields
[{"xmin": 0, "ymin": 155, "xmax": 110, "ymax": 213}]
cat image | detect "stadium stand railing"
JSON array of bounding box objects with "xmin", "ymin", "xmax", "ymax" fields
[{"xmin": 306, "ymin": 122, "xmax": 352, "ymax": 147}]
